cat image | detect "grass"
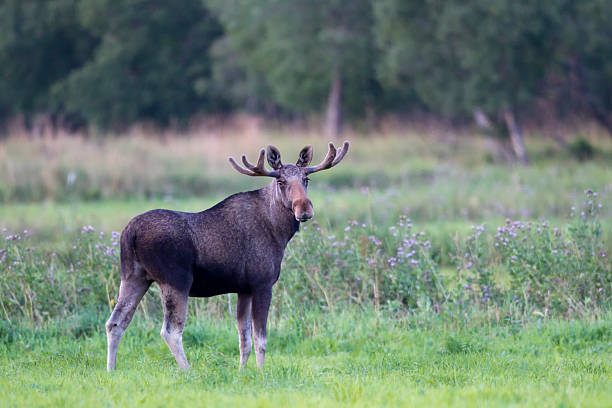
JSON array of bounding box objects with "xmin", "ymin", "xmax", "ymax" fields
[
  {"xmin": 1, "ymin": 128, "xmax": 612, "ymax": 406},
  {"xmin": 1, "ymin": 311, "xmax": 610, "ymax": 407}
]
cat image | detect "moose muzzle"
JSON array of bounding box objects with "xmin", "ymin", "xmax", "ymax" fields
[{"xmin": 292, "ymin": 198, "xmax": 314, "ymax": 222}]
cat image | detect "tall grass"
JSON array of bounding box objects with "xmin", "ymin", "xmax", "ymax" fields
[
  {"xmin": 1, "ymin": 129, "xmax": 611, "ymax": 204},
  {"xmin": 1, "ymin": 190, "xmax": 609, "ymax": 324}
]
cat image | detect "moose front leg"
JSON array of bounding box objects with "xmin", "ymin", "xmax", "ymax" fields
[
  {"xmin": 251, "ymin": 287, "xmax": 272, "ymax": 369},
  {"xmin": 236, "ymin": 293, "xmax": 253, "ymax": 369}
]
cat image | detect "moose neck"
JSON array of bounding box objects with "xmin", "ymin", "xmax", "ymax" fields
[{"xmin": 259, "ymin": 181, "xmax": 300, "ymax": 246}]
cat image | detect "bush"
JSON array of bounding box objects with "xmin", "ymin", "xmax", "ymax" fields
[{"xmin": 0, "ymin": 191, "xmax": 609, "ymax": 324}]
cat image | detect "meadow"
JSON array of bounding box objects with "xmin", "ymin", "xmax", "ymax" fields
[{"xmin": 0, "ymin": 127, "xmax": 611, "ymax": 407}]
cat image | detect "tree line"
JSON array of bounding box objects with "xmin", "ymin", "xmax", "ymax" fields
[{"xmin": 1, "ymin": 0, "xmax": 611, "ymax": 159}]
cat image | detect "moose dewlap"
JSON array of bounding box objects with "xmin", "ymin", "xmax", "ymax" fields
[{"xmin": 105, "ymin": 142, "xmax": 349, "ymax": 371}]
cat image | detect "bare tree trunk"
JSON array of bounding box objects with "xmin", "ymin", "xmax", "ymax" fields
[
  {"xmin": 325, "ymin": 73, "xmax": 342, "ymax": 139},
  {"xmin": 473, "ymin": 107, "xmax": 493, "ymax": 130},
  {"xmin": 503, "ymin": 109, "xmax": 528, "ymax": 164}
]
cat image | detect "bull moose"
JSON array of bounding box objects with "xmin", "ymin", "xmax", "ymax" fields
[{"xmin": 105, "ymin": 141, "xmax": 349, "ymax": 371}]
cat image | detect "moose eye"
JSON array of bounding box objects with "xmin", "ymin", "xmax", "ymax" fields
[{"xmin": 277, "ymin": 179, "xmax": 286, "ymax": 187}]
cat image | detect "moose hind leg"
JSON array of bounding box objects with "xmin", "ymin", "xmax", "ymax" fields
[
  {"xmin": 106, "ymin": 276, "xmax": 151, "ymax": 371},
  {"xmin": 251, "ymin": 288, "xmax": 272, "ymax": 369},
  {"xmin": 236, "ymin": 293, "xmax": 253, "ymax": 369},
  {"xmin": 160, "ymin": 284, "xmax": 190, "ymax": 370}
]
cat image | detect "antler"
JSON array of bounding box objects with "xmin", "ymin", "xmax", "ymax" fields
[
  {"xmin": 305, "ymin": 140, "xmax": 350, "ymax": 174},
  {"xmin": 228, "ymin": 149, "xmax": 279, "ymax": 177}
]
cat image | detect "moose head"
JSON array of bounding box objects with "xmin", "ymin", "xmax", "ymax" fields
[{"xmin": 228, "ymin": 141, "xmax": 349, "ymax": 222}]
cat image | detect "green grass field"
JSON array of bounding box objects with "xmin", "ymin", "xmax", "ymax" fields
[
  {"xmin": 1, "ymin": 130, "xmax": 611, "ymax": 407},
  {"xmin": 1, "ymin": 312, "xmax": 610, "ymax": 407}
]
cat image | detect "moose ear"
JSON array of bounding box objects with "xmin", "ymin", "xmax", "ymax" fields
[
  {"xmin": 266, "ymin": 145, "xmax": 282, "ymax": 170},
  {"xmin": 296, "ymin": 145, "xmax": 313, "ymax": 167}
]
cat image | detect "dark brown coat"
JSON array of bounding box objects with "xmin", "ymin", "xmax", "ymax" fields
[{"xmin": 105, "ymin": 142, "xmax": 349, "ymax": 371}]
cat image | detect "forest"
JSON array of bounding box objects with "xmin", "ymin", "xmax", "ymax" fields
[{"xmin": 2, "ymin": 0, "xmax": 612, "ymax": 161}]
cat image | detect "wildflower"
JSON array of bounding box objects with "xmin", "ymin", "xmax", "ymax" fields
[
  {"xmin": 410, "ymin": 259, "xmax": 419, "ymax": 265},
  {"xmin": 552, "ymin": 249, "xmax": 558, "ymax": 254},
  {"xmin": 344, "ymin": 226, "xmax": 351, "ymax": 232},
  {"xmin": 466, "ymin": 261, "xmax": 473, "ymax": 269}
]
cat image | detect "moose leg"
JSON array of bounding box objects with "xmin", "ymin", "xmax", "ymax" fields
[
  {"xmin": 159, "ymin": 284, "xmax": 190, "ymax": 370},
  {"xmin": 106, "ymin": 276, "xmax": 151, "ymax": 371},
  {"xmin": 251, "ymin": 288, "xmax": 272, "ymax": 369},
  {"xmin": 236, "ymin": 293, "xmax": 253, "ymax": 369}
]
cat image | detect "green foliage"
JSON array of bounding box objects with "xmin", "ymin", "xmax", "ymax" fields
[
  {"xmin": 208, "ymin": 0, "xmax": 378, "ymax": 117},
  {"xmin": 0, "ymin": 0, "xmax": 96, "ymax": 120},
  {"xmin": 0, "ymin": 227, "xmax": 120, "ymax": 322},
  {"xmin": 568, "ymin": 136, "xmax": 596, "ymax": 161},
  {"xmin": 1, "ymin": 1, "xmax": 612, "ymax": 130},
  {"xmin": 492, "ymin": 190, "xmax": 609, "ymax": 314},
  {"xmin": 375, "ymin": 0, "xmax": 564, "ymax": 119},
  {"xmin": 1, "ymin": 192, "xmax": 609, "ymax": 323},
  {"xmin": 53, "ymin": 0, "xmax": 224, "ymax": 127}
]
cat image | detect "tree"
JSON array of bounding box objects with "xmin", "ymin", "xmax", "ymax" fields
[
  {"xmin": 0, "ymin": 0, "xmax": 96, "ymax": 126},
  {"xmin": 555, "ymin": 0, "xmax": 612, "ymax": 137},
  {"xmin": 209, "ymin": 0, "xmax": 378, "ymax": 137},
  {"xmin": 53, "ymin": 0, "xmax": 223, "ymax": 128},
  {"xmin": 375, "ymin": 0, "xmax": 565, "ymax": 163}
]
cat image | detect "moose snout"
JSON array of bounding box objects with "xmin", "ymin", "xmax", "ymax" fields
[{"xmin": 293, "ymin": 199, "xmax": 314, "ymax": 222}]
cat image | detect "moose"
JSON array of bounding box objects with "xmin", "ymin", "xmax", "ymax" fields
[{"xmin": 105, "ymin": 141, "xmax": 349, "ymax": 371}]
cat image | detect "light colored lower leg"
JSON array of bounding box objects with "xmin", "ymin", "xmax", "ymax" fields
[
  {"xmin": 106, "ymin": 322, "xmax": 125, "ymax": 371},
  {"xmin": 238, "ymin": 320, "xmax": 252, "ymax": 369},
  {"xmin": 161, "ymin": 328, "xmax": 190, "ymax": 370},
  {"xmin": 105, "ymin": 275, "xmax": 150, "ymax": 371},
  {"xmin": 160, "ymin": 284, "xmax": 190, "ymax": 370},
  {"xmin": 253, "ymin": 330, "xmax": 267, "ymax": 369},
  {"xmin": 236, "ymin": 294, "xmax": 253, "ymax": 369}
]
